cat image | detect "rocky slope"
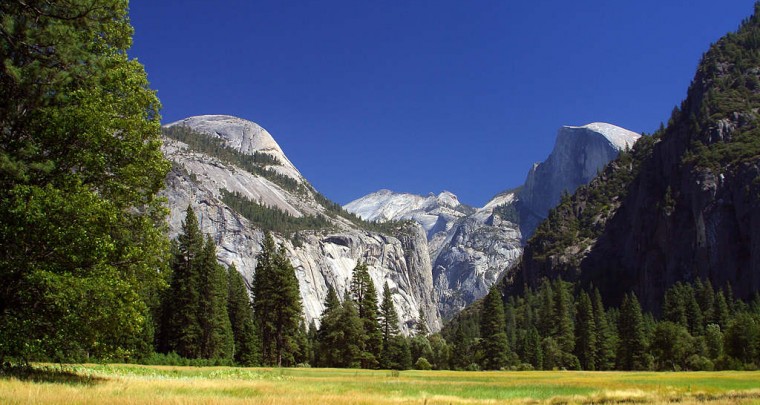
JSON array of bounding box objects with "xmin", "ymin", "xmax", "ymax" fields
[
  {"xmin": 161, "ymin": 115, "xmax": 440, "ymax": 333},
  {"xmin": 346, "ymin": 123, "xmax": 638, "ymax": 319},
  {"xmin": 513, "ymin": 7, "xmax": 760, "ymax": 311}
]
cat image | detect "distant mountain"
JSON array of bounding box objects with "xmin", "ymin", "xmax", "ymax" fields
[
  {"xmin": 512, "ymin": 6, "xmax": 760, "ymax": 310},
  {"xmin": 345, "ymin": 122, "xmax": 638, "ymax": 319},
  {"xmin": 161, "ymin": 115, "xmax": 440, "ymax": 333},
  {"xmin": 517, "ymin": 123, "xmax": 640, "ymax": 238}
]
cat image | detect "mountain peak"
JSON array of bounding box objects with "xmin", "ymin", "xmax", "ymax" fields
[
  {"xmin": 164, "ymin": 115, "xmax": 303, "ymax": 182},
  {"xmin": 563, "ymin": 122, "xmax": 641, "ymax": 151}
]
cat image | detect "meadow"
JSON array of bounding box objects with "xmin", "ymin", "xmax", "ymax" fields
[{"xmin": 2, "ymin": 365, "xmax": 760, "ymax": 404}]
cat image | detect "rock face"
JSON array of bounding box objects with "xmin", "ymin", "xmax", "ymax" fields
[
  {"xmin": 161, "ymin": 115, "xmax": 440, "ymax": 333},
  {"xmin": 518, "ymin": 123, "xmax": 640, "ymax": 238},
  {"xmin": 345, "ymin": 123, "xmax": 638, "ymax": 319},
  {"xmin": 514, "ymin": 12, "xmax": 760, "ymax": 311}
]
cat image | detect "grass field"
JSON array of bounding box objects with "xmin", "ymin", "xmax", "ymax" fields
[{"xmin": 2, "ymin": 365, "xmax": 760, "ymax": 404}]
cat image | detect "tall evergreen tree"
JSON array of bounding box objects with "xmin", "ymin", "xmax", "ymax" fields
[
  {"xmin": 617, "ymin": 293, "xmax": 649, "ymax": 370},
  {"xmin": 338, "ymin": 290, "xmax": 364, "ymax": 368},
  {"xmin": 161, "ymin": 206, "xmax": 204, "ymax": 358},
  {"xmin": 479, "ymin": 286, "xmax": 510, "ymax": 370},
  {"xmin": 349, "ymin": 262, "xmax": 381, "ymax": 368},
  {"xmin": 522, "ymin": 326, "xmax": 543, "ymax": 368},
  {"xmin": 198, "ymin": 235, "xmax": 234, "ymax": 360},
  {"xmin": 415, "ymin": 308, "xmax": 430, "ymax": 337},
  {"xmin": 592, "ymin": 288, "xmax": 615, "ymax": 370},
  {"xmin": 379, "ymin": 282, "xmax": 408, "ymax": 369},
  {"xmin": 315, "ymin": 286, "xmax": 342, "ymax": 367},
  {"xmin": 553, "ymin": 279, "xmax": 575, "ymax": 355},
  {"xmin": 252, "ymin": 232, "xmax": 303, "ymax": 366},
  {"xmin": 227, "ymin": 264, "xmax": 259, "ymax": 366},
  {"xmin": 574, "ymin": 290, "xmax": 596, "ymax": 370}
]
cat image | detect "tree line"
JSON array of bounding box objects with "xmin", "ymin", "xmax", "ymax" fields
[{"xmin": 442, "ymin": 278, "xmax": 760, "ymax": 371}]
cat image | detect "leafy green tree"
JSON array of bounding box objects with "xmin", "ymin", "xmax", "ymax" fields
[
  {"xmin": 227, "ymin": 264, "xmax": 259, "ymax": 366},
  {"xmin": 723, "ymin": 313, "xmax": 758, "ymax": 364},
  {"xmin": 0, "ymin": 0, "xmax": 171, "ymax": 362},
  {"xmin": 650, "ymin": 321, "xmax": 695, "ymax": 370},
  {"xmin": 198, "ymin": 236, "xmax": 234, "ymax": 361},
  {"xmin": 704, "ymin": 323, "xmax": 723, "ymax": 360},
  {"xmin": 574, "ymin": 290, "xmax": 596, "ymax": 370},
  {"xmin": 479, "ymin": 286, "xmax": 510, "ymax": 370},
  {"xmin": 427, "ymin": 334, "xmax": 451, "ymax": 370},
  {"xmin": 521, "ymin": 326, "xmax": 543, "ymax": 369},
  {"xmin": 617, "ymin": 293, "xmax": 649, "ymax": 370},
  {"xmin": 252, "ymin": 233, "xmax": 303, "ymax": 366},
  {"xmin": 410, "ymin": 335, "xmax": 433, "ymax": 366},
  {"xmin": 350, "ymin": 262, "xmax": 381, "ymax": 368}
]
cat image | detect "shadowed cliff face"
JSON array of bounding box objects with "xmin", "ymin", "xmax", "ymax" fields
[{"xmin": 515, "ymin": 6, "xmax": 760, "ymax": 310}]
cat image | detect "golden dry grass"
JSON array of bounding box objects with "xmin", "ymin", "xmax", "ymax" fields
[{"xmin": 2, "ymin": 365, "xmax": 760, "ymax": 404}]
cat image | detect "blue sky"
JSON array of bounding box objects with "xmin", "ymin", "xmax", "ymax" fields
[{"xmin": 129, "ymin": 1, "xmax": 756, "ymax": 207}]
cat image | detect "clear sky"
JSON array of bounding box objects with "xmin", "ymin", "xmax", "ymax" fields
[{"xmin": 129, "ymin": 1, "xmax": 756, "ymax": 207}]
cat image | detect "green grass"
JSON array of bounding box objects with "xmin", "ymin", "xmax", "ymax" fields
[{"xmin": 2, "ymin": 365, "xmax": 760, "ymax": 404}]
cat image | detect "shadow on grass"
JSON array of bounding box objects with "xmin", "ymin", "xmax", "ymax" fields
[{"xmin": 0, "ymin": 364, "xmax": 105, "ymax": 386}]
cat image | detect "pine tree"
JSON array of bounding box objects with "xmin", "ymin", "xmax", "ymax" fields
[
  {"xmin": 316, "ymin": 286, "xmax": 342, "ymax": 367},
  {"xmin": 198, "ymin": 235, "xmax": 234, "ymax": 361},
  {"xmin": 227, "ymin": 264, "xmax": 259, "ymax": 366},
  {"xmin": 713, "ymin": 291, "xmax": 731, "ymax": 330},
  {"xmin": 252, "ymin": 232, "xmax": 303, "ymax": 366},
  {"xmin": 415, "ymin": 308, "xmax": 430, "ymax": 337},
  {"xmin": 350, "ymin": 262, "xmax": 381, "ymax": 368},
  {"xmin": 592, "ymin": 288, "xmax": 615, "ymax": 370},
  {"xmin": 479, "ymin": 286, "xmax": 510, "ymax": 370},
  {"xmin": 617, "ymin": 293, "xmax": 649, "ymax": 370},
  {"xmin": 553, "ymin": 279, "xmax": 575, "ymax": 355},
  {"xmin": 161, "ymin": 206, "xmax": 204, "ymax": 358},
  {"xmin": 523, "ymin": 326, "xmax": 543, "ymax": 368},
  {"xmin": 379, "ymin": 282, "xmax": 407, "ymax": 369},
  {"xmin": 338, "ymin": 290, "xmax": 364, "ymax": 368},
  {"xmin": 574, "ymin": 290, "xmax": 596, "ymax": 370}
]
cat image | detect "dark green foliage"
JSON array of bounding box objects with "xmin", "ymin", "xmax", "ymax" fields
[
  {"xmin": 427, "ymin": 334, "xmax": 451, "ymax": 370},
  {"xmin": 252, "ymin": 233, "xmax": 303, "ymax": 366},
  {"xmin": 156, "ymin": 207, "xmax": 242, "ymax": 364},
  {"xmin": 220, "ymin": 190, "xmax": 332, "ymax": 233},
  {"xmin": 492, "ymin": 202, "xmax": 519, "ymax": 224},
  {"xmin": 617, "ymin": 293, "xmax": 649, "ymax": 370},
  {"xmin": 159, "ymin": 206, "xmax": 204, "ymax": 358},
  {"xmin": 592, "ymin": 288, "xmax": 616, "ymax": 370},
  {"xmin": 198, "ymin": 236, "xmax": 234, "ymax": 361},
  {"xmin": 226, "ymin": 264, "xmax": 259, "ymax": 366},
  {"xmin": 350, "ymin": 262, "xmax": 382, "ymax": 368},
  {"xmin": 436, "ymin": 278, "xmax": 759, "ymax": 371},
  {"xmin": 338, "ymin": 291, "xmax": 365, "ymax": 368},
  {"xmin": 723, "ymin": 313, "xmax": 759, "ymax": 365},
  {"xmin": 415, "ymin": 308, "xmax": 430, "ymax": 337},
  {"xmin": 410, "ymin": 336, "xmax": 433, "ymax": 367},
  {"xmin": 379, "ymin": 282, "xmax": 405, "ymax": 369},
  {"xmin": 574, "ymin": 291, "xmax": 596, "ymax": 370},
  {"xmin": 479, "ymin": 286, "xmax": 510, "ymax": 370},
  {"xmin": 0, "ymin": 0, "xmax": 171, "ymax": 363},
  {"xmin": 650, "ymin": 321, "xmax": 696, "ymax": 371},
  {"xmin": 315, "ymin": 287, "xmax": 342, "ymax": 367}
]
